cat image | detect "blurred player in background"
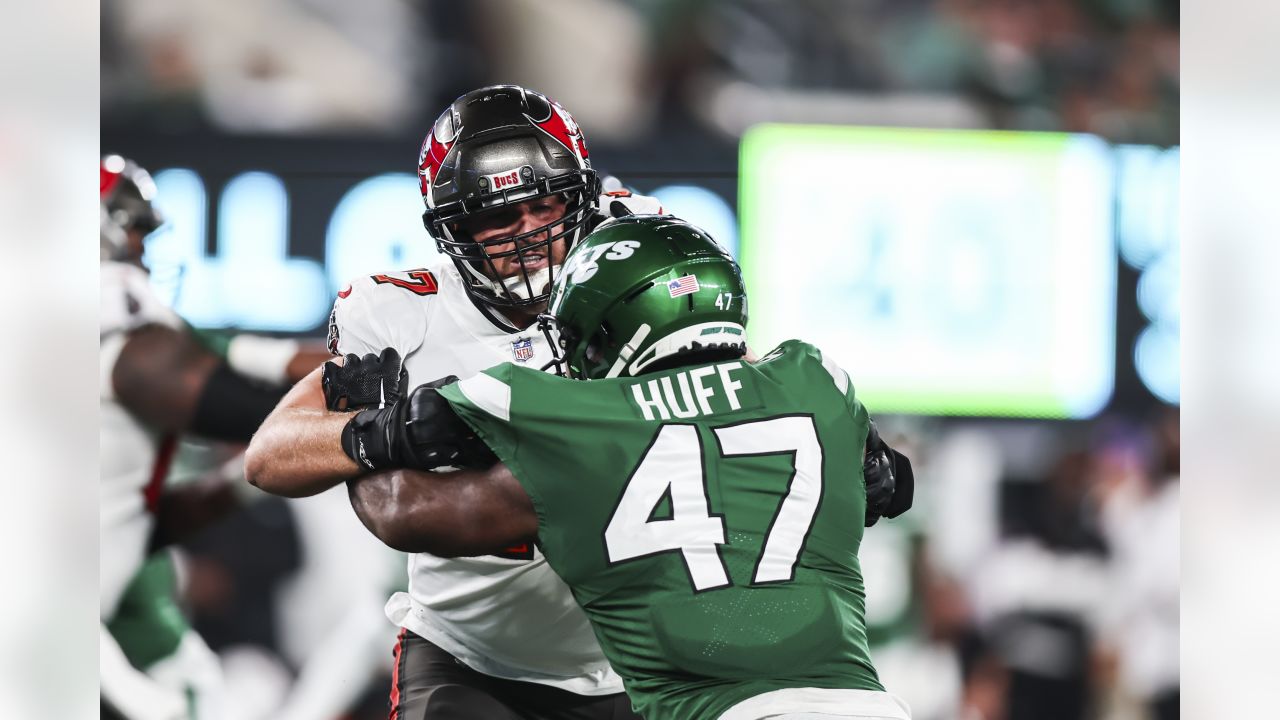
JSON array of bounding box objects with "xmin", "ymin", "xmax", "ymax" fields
[
  {"xmin": 344, "ymin": 216, "xmax": 914, "ymax": 720},
  {"xmin": 100, "ymin": 156, "xmax": 329, "ymax": 719},
  {"xmin": 1096, "ymin": 411, "xmax": 1180, "ymax": 720},
  {"xmin": 246, "ymin": 85, "xmax": 663, "ymax": 719}
]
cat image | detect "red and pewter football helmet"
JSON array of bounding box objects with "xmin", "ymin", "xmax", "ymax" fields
[
  {"xmin": 419, "ymin": 85, "xmax": 601, "ymax": 310},
  {"xmin": 101, "ymin": 155, "xmax": 164, "ymax": 261}
]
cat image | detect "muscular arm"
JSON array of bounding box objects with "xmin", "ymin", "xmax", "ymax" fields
[
  {"xmin": 244, "ymin": 364, "xmax": 362, "ymax": 498},
  {"xmin": 113, "ymin": 324, "xmax": 284, "ymax": 441},
  {"xmin": 113, "ymin": 324, "xmax": 222, "ymax": 432},
  {"xmin": 347, "ymin": 464, "xmax": 537, "ymax": 557}
]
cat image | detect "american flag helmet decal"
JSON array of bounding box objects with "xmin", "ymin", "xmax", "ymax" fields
[{"xmin": 667, "ymin": 275, "xmax": 700, "ymax": 298}]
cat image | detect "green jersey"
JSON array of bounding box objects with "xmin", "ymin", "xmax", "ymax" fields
[
  {"xmin": 441, "ymin": 340, "xmax": 883, "ymax": 720},
  {"xmin": 108, "ymin": 553, "xmax": 189, "ymax": 671}
]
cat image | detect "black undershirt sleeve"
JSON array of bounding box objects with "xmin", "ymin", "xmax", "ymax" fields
[{"xmin": 190, "ymin": 363, "xmax": 287, "ymax": 443}]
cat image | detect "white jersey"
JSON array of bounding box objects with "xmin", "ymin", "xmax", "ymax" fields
[
  {"xmin": 100, "ymin": 261, "xmax": 184, "ymax": 619},
  {"xmin": 328, "ymin": 257, "xmax": 623, "ymax": 695}
]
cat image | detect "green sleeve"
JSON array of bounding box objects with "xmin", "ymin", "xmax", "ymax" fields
[
  {"xmin": 188, "ymin": 325, "xmax": 235, "ymax": 358},
  {"xmin": 437, "ymin": 363, "xmax": 522, "ymax": 463},
  {"xmin": 438, "ymin": 364, "xmax": 553, "ymax": 535}
]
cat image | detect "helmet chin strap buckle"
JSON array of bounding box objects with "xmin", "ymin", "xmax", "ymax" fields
[
  {"xmin": 537, "ymin": 313, "xmax": 566, "ymax": 376},
  {"xmin": 605, "ymin": 323, "xmax": 652, "ymax": 379}
]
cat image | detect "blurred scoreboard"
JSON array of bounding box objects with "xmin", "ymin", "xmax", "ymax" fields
[
  {"xmin": 142, "ymin": 171, "xmax": 740, "ymax": 332},
  {"xmin": 740, "ymin": 125, "xmax": 1120, "ymax": 419},
  {"xmin": 133, "ymin": 126, "xmax": 1177, "ymax": 416}
]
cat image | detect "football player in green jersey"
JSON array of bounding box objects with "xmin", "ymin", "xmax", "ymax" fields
[{"xmin": 342, "ymin": 216, "xmax": 914, "ymax": 720}]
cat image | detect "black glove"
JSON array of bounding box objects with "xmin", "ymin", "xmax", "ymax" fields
[
  {"xmin": 863, "ymin": 421, "xmax": 915, "ymax": 527},
  {"xmin": 322, "ymin": 347, "xmax": 408, "ymax": 411},
  {"xmin": 606, "ymin": 199, "xmax": 635, "ymax": 218},
  {"xmin": 340, "ymin": 376, "xmax": 498, "ymax": 472}
]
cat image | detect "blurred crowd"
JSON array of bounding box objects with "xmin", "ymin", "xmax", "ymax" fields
[
  {"xmin": 101, "ymin": 0, "xmax": 1178, "ymax": 145},
  {"xmin": 867, "ymin": 409, "xmax": 1180, "ymax": 720}
]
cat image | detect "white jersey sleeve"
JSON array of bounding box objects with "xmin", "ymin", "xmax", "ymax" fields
[
  {"xmin": 99, "ymin": 261, "xmax": 184, "ymax": 618},
  {"xmin": 326, "ymin": 269, "xmax": 438, "ymax": 359}
]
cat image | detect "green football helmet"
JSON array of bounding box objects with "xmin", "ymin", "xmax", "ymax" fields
[{"xmin": 539, "ymin": 215, "xmax": 748, "ymax": 380}]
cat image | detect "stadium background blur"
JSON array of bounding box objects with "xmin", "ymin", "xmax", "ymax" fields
[{"xmin": 100, "ymin": 2, "xmax": 1179, "ymax": 720}]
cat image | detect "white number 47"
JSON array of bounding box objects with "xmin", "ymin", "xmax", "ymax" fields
[
  {"xmin": 602, "ymin": 416, "xmax": 824, "ymax": 591},
  {"xmin": 714, "ymin": 291, "xmax": 734, "ymax": 310}
]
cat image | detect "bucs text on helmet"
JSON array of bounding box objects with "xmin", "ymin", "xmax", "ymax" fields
[
  {"xmin": 101, "ymin": 155, "xmax": 164, "ymax": 261},
  {"xmin": 419, "ymin": 85, "xmax": 600, "ymax": 310},
  {"xmin": 539, "ymin": 215, "xmax": 748, "ymax": 380}
]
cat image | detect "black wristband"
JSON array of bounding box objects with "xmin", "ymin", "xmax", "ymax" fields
[
  {"xmin": 340, "ymin": 414, "xmax": 362, "ymax": 468},
  {"xmin": 341, "ymin": 407, "xmax": 398, "ymax": 471},
  {"xmin": 191, "ymin": 363, "xmax": 287, "ymax": 442}
]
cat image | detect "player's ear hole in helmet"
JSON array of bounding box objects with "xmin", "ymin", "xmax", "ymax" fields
[
  {"xmin": 539, "ymin": 215, "xmax": 748, "ymax": 380},
  {"xmin": 419, "ymin": 85, "xmax": 601, "ymax": 310}
]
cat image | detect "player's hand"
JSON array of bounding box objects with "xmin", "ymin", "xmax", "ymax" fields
[
  {"xmin": 399, "ymin": 378, "xmax": 499, "ymax": 470},
  {"xmin": 340, "ymin": 376, "xmax": 497, "ymax": 472},
  {"xmin": 863, "ymin": 421, "xmax": 914, "ymax": 526},
  {"xmin": 322, "ymin": 347, "xmax": 408, "ymax": 411}
]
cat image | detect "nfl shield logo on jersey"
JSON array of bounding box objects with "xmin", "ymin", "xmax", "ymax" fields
[{"xmin": 511, "ymin": 337, "xmax": 535, "ymax": 363}]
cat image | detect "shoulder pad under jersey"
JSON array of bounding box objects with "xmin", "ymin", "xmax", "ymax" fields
[{"xmin": 100, "ymin": 261, "xmax": 181, "ymax": 338}]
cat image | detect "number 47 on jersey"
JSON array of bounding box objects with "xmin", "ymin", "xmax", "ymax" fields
[{"xmin": 603, "ymin": 415, "xmax": 824, "ymax": 592}]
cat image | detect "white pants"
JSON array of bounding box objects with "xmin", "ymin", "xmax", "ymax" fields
[
  {"xmin": 719, "ymin": 688, "xmax": 912, "ymax": 720},
  {"xmin": 149, "ymin": 631, "xmax": 225, "ymax": 720}
]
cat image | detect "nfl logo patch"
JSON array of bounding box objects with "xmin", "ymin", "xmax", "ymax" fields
[{"xmin": 511, "ymin": 337, "xmax": 535, "ymax": 363}]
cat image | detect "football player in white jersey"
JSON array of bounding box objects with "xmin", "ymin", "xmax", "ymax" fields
[
  {"xmin": 245, "ymin": 85, "xmax": 661, "ymax": 719},
  {"xmin": 100, "ymin": 156, "xmax": 329, "ymax": 720}
]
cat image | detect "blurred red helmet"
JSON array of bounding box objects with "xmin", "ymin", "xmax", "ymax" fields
[{"xmin": 101, "ymin": 155, "xmax": 164, "ymax": 260}]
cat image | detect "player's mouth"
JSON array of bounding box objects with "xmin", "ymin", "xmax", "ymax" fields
[{"xmin": 518, "ymin": 252, "xmax": 548, "ymax": 270}]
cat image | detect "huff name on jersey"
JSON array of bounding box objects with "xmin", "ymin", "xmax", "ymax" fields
[{"xmin": 629, "ymin": 361, "xmax": 746, "ymax": 421}]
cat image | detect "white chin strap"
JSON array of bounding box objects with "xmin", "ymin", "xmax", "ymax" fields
[{"xmin": 465, "ymin": 264, "xmax": 559, "ymax": 302}]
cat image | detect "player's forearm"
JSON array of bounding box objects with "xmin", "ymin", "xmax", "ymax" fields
[
  {"xmin": 347, "ymin": 470, "xmax": 446, "ymax": 553},
  {"xmin": 114, "ymin": 324, "xmax": 288, "ymax": 440},
  {"xmin": 245, "ymin": 406, "xmax": 360, "ymax": 497},
  {"xmin": 151, "ymin": 474, "xmax": 244, "ymax": 549},
  {"xmin": 347, "ymin": 467, "xmax": 534, "ymax": 557}
]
